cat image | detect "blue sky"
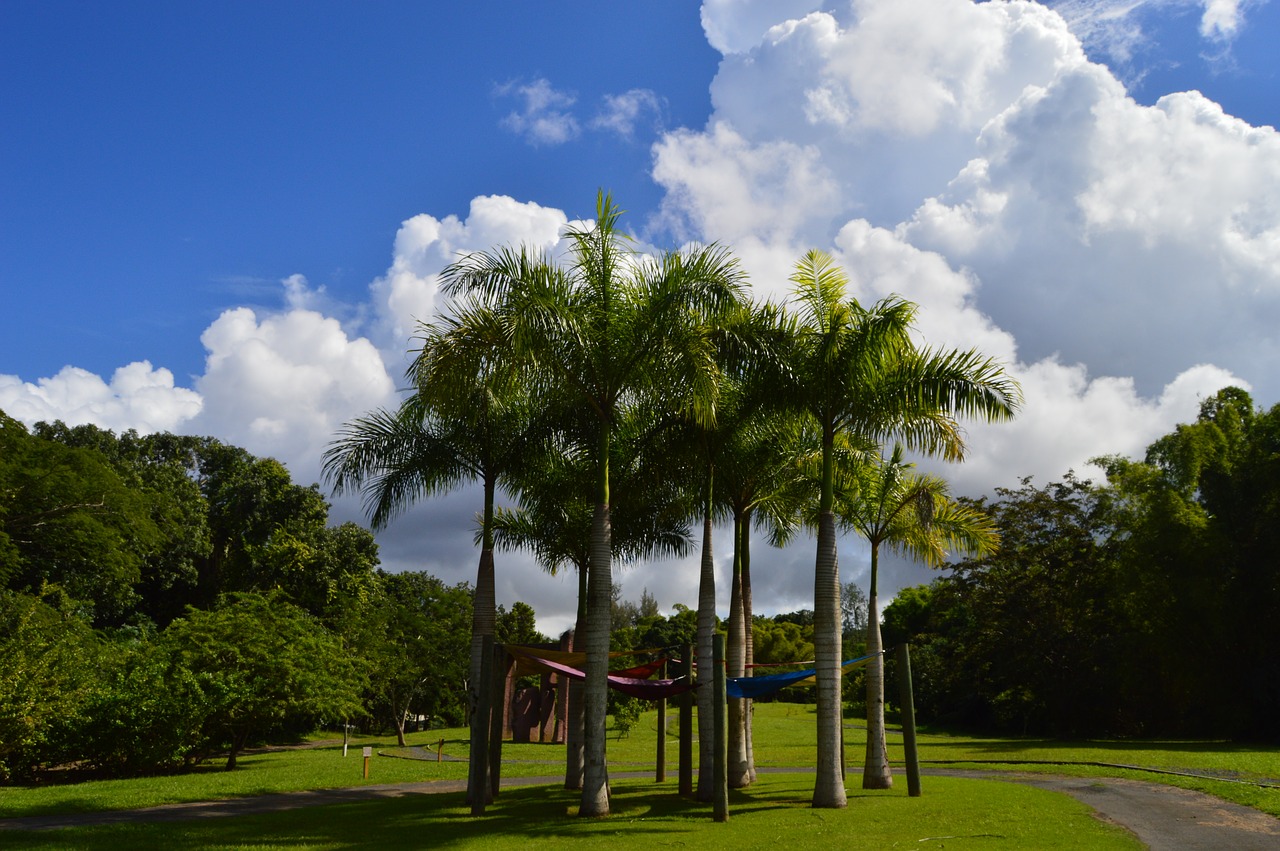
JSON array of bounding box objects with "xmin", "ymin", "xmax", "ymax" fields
[
  {"xmin": 2, "ymin": 2, "xmax": 718, "ymax": 383},
  {"xmin": 3, "ymin": 1, "xmax": 1279, "ymax": 633}
]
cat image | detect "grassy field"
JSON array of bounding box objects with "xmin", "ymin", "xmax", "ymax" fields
[{"xmin": 1, "ymin": 702, "xmax": 1277, "ymax": 848}]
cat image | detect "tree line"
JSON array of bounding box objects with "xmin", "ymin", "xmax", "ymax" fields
[
  {"xmin": 0, "ymin": 412, "xmax": 544, "ymax": 782},
  {"xmin": 883, "ymin": 386, "xmax": 1280, "ymax": 742}
]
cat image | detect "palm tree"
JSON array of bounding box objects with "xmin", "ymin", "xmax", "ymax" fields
[
  {"xmin": 717, "ymin": 408, "xmax": 808, "ymax": 787},
  {"xmin": 780, "ymin": 250, "xmax": 1020, "ymax": 808},
  {"xmin": 835, "ymin": 444, "xmax": 1000, "ymax": 788},
  {"xmin": 322, "ymin": 307, "xmax": 533, "ymax": 807},
  {"xmin": 491, "ymin": 409, "xmax": 693, "ymax": 790},
  {"xmin": 439, "ymin": 192, "xmax": 745, "ymax": 816}
]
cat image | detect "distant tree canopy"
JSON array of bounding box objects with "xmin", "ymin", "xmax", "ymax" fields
[
  {"xmin": 0, "ymin": 412, "xmax": 491, "ymax": 781},
  {"xmin": 884, "ymin": 387, "xmax": 1280, "ymax": 741}
]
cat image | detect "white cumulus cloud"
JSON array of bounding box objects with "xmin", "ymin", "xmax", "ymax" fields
[
  {"xmin": 0, "ymin": 362, "xmax": 202, "ymax": 434},
  {"xmin": 192, "ymin": 302, "xmax": 396, "ymax": 482},
  {"xmin": 367, "ymin": 195, "xmax": 569, "ymax": 368}
]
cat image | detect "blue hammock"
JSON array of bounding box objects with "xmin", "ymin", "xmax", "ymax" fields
[{"xmin": 726, "ymin": 652, "xmax": 880, "ymax": 699}]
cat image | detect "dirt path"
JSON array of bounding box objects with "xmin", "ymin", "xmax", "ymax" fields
[{"xmin": 3, "ymin": 769, "xmax": 1279, "ymax": 849}]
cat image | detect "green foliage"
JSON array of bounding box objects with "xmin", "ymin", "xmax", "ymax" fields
[
  {"xmin": 885, "ymin": 391, "xmax": 1280, "ymax": 741},
  {"xmin": 0, "ymin": 590, "xmax": 104, "ymax": 781},
  {"xmin": 752, "ymin": 618, "xmax": 814, "ymax": 666},
  {"xmin": 0, "ymin": 418, "xmax": 161, "ymax": 624},
  {"xmin": 73, "ymin": 639, "xmax": 207, "ymax": 776},
  {"xmin": 609, "ymin": 695, "xmax": 644, "ymax": 737},
  {"xmin": 496, "ymin": 601, "xmax": 549, "ymax": 646},
  {"xmin": 161, "ymin": 592, "xmax": 366, "ymax": 769},
  {"xmin": 358, "ymin": 571, "xmax": 474, "ymax": 732}
]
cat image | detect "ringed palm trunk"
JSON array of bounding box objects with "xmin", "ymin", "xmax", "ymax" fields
[
  {"xmin": 695, "ymin": 469, "xmax": 717, "ymax": 802},
  {"xmin": 741, "ymin": 513, "xmax": 756, "ymax": 783},
  {"xmin": 862, "ymin": 544, "xmax": 892, "ymax": 789},
  {"xmin": 812, "ymin": 509, "xmax": 847, "ymax": 808},
  {"xmin": 466, "ymin": 476, "xmax": 498, "ymax": 806},
  {"xmin": 726, "ymin": 512, "xmax": 750, "ymax": 787},
  {"xmin": 565, "ymin": 562, "xmax": 587, "ymax": 789},
  {"xmin": 580, "ymin": 435, "xmax": 613, "ymax": 816}
]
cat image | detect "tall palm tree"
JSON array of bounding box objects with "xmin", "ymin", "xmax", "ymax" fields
[
  {"xmin": 491, "ymin": 409, "xmax": 693, "ymax": 790},
  {"xmin": 717, "ymin": 408, "xmax": 808, "ymax": 787},
  {"xmin": 440, "ymin": 192, "xmax": 745, "ymax": 816},
  {"xmin": 835, "ymin": 444, "xmax": 1000, "ymax": 788},
  {"xmin": 780, "ymin": 250, "xmax": 1020, "ymax": 808},
  {"xmin": 322, "ymin": 307, "xmax": 533, "ymax": 807}
]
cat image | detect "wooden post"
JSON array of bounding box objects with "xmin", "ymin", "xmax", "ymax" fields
[
  {"xmin": 470, "ymin": 634, "xmax": 493, "ymax": 816},
  {"xmin": 362, "ymin": 746, "xmax": 372, "ymax": 779},
  {"xmin": 840, "ymin": 715, "xmax": 846, "ymax": 781},
  {"xmin": 656, "ymin": 659, "xmax": 667, "ymax": 783},
  {"xmin": 897, "ymin": 643, "xmax": 922, "ymax": 797},
  {"xmin": 437, "ymin": 737, "xmax": 444, "ymax": 763},
  {"xmin": 679, "ymin": 644, "xmax": 694, "ymax": 797},
  {"xmin": 713, "ymin": 634, "xmax": 729, "ymax": 822},
  {"xmin": 488, "ymin": 642, "xmax": 507, "ymax": 799}
]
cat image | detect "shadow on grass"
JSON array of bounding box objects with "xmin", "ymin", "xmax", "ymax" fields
[{"xmin": 0, "ymin": 780, "xmax": 815, "ymax": 850}]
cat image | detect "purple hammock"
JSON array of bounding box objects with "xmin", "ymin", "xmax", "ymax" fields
[{"xmin": 504, "ymin": 645, "xmax": 698, "ymax": 701}]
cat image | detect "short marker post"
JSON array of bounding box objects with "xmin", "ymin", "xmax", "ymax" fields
[{"xmin": 362, "ymin": 746, "xmax": 372, "ymax": 779}]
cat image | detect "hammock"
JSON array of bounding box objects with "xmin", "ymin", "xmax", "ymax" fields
[
  {"xmin": 726, "ymin": 652, "xmax": 881, "ymax": 699},
  {"xmin": 505, "ymin": 645, "xmax": 696, "ymax": 700}
]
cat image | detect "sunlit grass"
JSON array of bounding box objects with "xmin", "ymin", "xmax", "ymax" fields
[
  {"xmin": 3, "ymin": 701, "xmax": 1279, "ymax": 825},
  {"xmin": 0, "ymin": 773, "xmax": 1140, "ymax": 850}
]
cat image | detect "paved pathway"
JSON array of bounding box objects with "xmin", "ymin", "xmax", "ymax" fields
[
  {"xmin": 932, "ymin": 769, "xmax": 1280, "ymax": 850},
  {"xmin": 3, "ymin": 768, "xmax": 1279, "ymax": 849}
]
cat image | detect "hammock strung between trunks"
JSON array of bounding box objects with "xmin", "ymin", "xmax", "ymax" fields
[
  {"xmin": 726, "ymin": 652, "xmax": 881, "ymax": 699},
  {"xmin": 504, "ymin": 645, "xmax": 696, "ymax": 700}
]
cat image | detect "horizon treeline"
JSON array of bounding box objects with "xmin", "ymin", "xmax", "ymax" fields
[
  {"xmin": 883, "ymin": 386, "xmax": 1280, "ymax": 741},
  {"xmin": 3, "ymin": 380, "xmax": 1277, "ymax": 779},
  {"xmin": 0, "ymin": 412, "xmax": 547, "ymax": 782}
]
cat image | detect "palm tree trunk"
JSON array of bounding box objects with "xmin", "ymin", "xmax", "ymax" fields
[
  {"xmin": 726, "ymin": 512, "xmax": 750, "ymax": 787},
  {"xmin": 467, "ymin": 476, "xmax": 498, "ymax": 806},
  {"xmin": 741, "ymin": 514, "xmax": 756, "ymax": 783},
  {"xmin": 812, "ymin": 509, "xmax": 847, "ymax": 808},
  {"xmin": 695, "ymin": 467, "xmax": 716, "ymax": 802},
  {"xmin": 564, "ymin": 563, "xmax": 587, "ymax": 789},
  {"xmin": 862, "ymin": 544, "xmax": 892, "ymax": 789},
  {"xmin": 580, "ymin": 430, "xmax": 613, "ymax": 816}
]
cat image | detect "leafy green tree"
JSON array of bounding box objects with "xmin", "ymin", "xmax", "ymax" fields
[
  {"xmin": 357, "ymin": 571, "xmax": 473, "ymax": 744},
  {"xmin": 30, "ymin": 423, "xmax": 213, "ymax": 628},
  {"xmin": 496, "ymin": 601, "xmax": 549, "ymax": 646},
  {"xmin": 933, "ymin": 475, "xmax": 1126, "ymax": 734},
  {"xmin": 74, "ymin": 636, "xmax": 207, "ymax": 776},
  {"xmin": 752, "ymin": 618, "xmax": 814, "ymax": 667},
  {"xmin": 1100, "ymin": 387, "xmax": 1280, "ymax": 737},
  {"xmin": 778, "ymin": 250, "xmax": 1019, "ymax": 807},
  {"xmin": 0, "ymin": 589, "xmax": 104, "ymax": 781},
  {"xmin": 0, "ymin": 414, "xmax": 161, "ymax": 624},
  {"xmin": 161, "ymin": 592, "xmax": 365, "ymax": 770},
  {"xmin": 441, "ymin": 192, "xmax": 744, "ymax": 816}
]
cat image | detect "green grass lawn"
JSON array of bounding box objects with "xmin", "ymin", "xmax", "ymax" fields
[
  {"xmin": 2, "ymin": 701, "xmax": 1277, "ymax": 848},
  {"xmin": 0, "ymin": 773, "xmax": 1139, "ymax": 850}
]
